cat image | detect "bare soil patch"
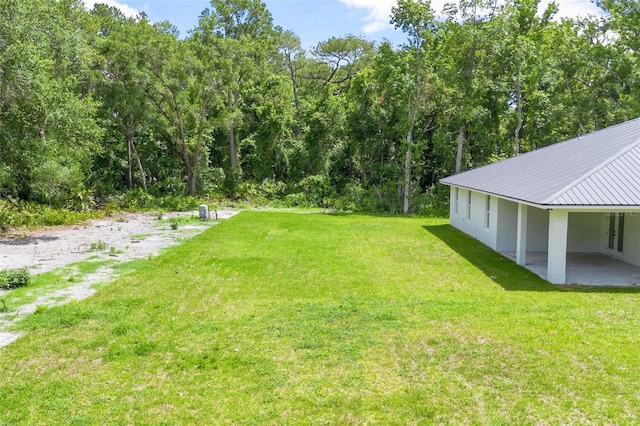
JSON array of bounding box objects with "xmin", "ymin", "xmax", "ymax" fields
[{"xmin": 0, "ymin": 209, "xmax": 239, "ymax": 347}]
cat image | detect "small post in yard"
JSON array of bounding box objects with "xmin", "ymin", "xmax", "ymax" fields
[{"xmin": 199, "ymin": 204, "xmax": 209, "ymax": 221}]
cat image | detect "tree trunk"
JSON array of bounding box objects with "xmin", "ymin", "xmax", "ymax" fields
[
  {"xmin": 403, "ymin": 127, "xmax": 413, "ymax": 214},
  {"xmin": 228, "ymin": 89, "xmax": 239, "ymax": 186},
  {"xmin": 290, "ymin": 65, "xmax": 301, "ymax": 138},
  {"xmin": 125, "ymin": 121, "xmax": 147, "ymax": 191},
  {"xmin": 130, "ymin": 139, "xmax": 147, "ymax": 191},
  {"xmin": 187, "ymin": 171, "xmax": 197, "ymax": 196},
  {"xmin": 173, "ymin": 89, "xmax": 197, "ymax": 196},
  {"xmin": 455, "ymin": 123, "xmax": 465, "ymax": 174},
  {"xmin": 514, "ymin": 61, "xmax": 523, "ymax": 156},
  {"xmin": 125, "ymin": 123, "xmax": 133, "ymax": 190}
]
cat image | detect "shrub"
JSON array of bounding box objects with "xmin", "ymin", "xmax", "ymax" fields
[
  {"xmin": 156, "ymin": 195, "xmax": 201, "ymax": 212},
  {"xmin": 414, "ymin": 185, "xmax": 450, "ymax": 217},
  {"xmin": 0, "ymin": 268, "xmax": 31, "ymax": 290},
  {"xmin": 65, "ymin": 186, "xmax": 96, "ymax": 213},
  {"xmin": 297, "ymin": 175, "xmax": 334, "ymax": 208},
  {"xmin": 284, "ymin": 192, "xmax": 310, "ymax": 208},
  {"xmin": 121, "ymin": 189, "xmax": 154, "ymax": 209},
  {"xmin": 330, "ymin": 196, "xmax": 356, "ymax": 212},
  {"xmin": 258, "ymin": 179, "xmax": 287, "ymax": 201},
  {"xmin": 331, "ymin": 183, "xmax": 365, "ymax": 212},
  {"xmin": 199, "ymin": 167, "xmax": 226, "ymax": 194}
]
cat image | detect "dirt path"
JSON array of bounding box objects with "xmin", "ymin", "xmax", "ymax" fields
[{"xmin": 0, "ymin": 209, "xmax": 239, "ymax": 348}]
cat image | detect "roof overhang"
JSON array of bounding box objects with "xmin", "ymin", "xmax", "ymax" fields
[{"xmin": 443, "ymin": 182, "xmax": 640, "ymax": 212}]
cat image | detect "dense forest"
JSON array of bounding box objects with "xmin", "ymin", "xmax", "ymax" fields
[{"xmin": 1, "ymin": 0, "xmax": 639, "ymax": 215}]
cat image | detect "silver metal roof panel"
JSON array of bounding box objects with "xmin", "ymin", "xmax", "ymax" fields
[{"xmin": 440, "ymin": 117, "xmax": 640, "ymax": 207}]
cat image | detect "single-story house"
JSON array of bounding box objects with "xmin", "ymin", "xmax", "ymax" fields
[{"xmin": 440, "ymin": 117, "xmax": 640, "ymax": 285}]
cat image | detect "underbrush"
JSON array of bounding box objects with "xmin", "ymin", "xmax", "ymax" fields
[
  {"xmin": 106, "ymin": 189, "xmax": 213, "ymax": 212},
  {"xmin": 0, "ymin": 199, "xmax": 100, "ymax": 231},
  {"xmin": 0, "ymin": 193, "xmax": 220, "ymax": 232},
  {"xmin": 233, "ymin": 178, "xmax": 450, "ymax": 215},
  {"xmin": 0, "ymin": 181, "xmax": 449, "ymax": 233}
]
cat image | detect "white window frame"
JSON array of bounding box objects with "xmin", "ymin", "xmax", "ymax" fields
[
  {"xmin": 485, "ymin": 195, "xmax": 491, "ymax": 229},
  {"xmin": 454, "ymin": 187, "xmax": 459, "ymax": 216},
  {"xmin": 466, "ymin": 191, "xmax": 472, "ymax": 220}
]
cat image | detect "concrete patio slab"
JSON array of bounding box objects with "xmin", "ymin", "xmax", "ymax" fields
[{"xmin": 502, "ymin": 252, "xmax": 640, "ymax": 287}]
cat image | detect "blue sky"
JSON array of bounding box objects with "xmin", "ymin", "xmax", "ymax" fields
[{"xmin": 84, "ymin": 0, "xmax": 604, "ymax": 50}]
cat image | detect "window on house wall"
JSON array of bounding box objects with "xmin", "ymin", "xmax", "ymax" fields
[
  {"xmin": 454, "ymin": 187, "xmax": 459, "ymax": 216},
  {"xmin": 466, "ymin": 191, "xmax": 472, "ymax": 220},
  {"xmin": 485, "ymin": 195, "xmax": 491, "ymax": 229}
]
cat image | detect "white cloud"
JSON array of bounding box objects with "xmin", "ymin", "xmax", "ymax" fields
[
  {"xmin": 82, "ymin": 0, "xmax": 140, "ymax": 18},
  {"xmin": 338, "ymin": 0, "xmax": 396, "ymax": 34},
  {"xmin": 339, "ymin": 0, "xmax": 604, "ymax": 34},
  {"xmin": 538, "ymin": 0, "xmax": 602, "ymax": 20}
]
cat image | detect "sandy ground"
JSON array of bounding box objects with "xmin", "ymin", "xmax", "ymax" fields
[{"xmin": 0, "ymin": 208, "xmax": 239, "ymax": 348}]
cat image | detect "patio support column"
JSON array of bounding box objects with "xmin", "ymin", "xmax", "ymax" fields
[
  {"xmin": 516, "ymin": 203, "xmax": 528, "ymax": 266},
  {"xmin": 547, "ymin": 210, "xmax": 568, "ymax": 284}
]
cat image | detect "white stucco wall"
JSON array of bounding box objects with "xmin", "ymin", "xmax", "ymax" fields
[
  {"xmin": 495, "ymin": 203, "xmax": 550, "ymax": 253},
  {"xmin": 567, "ymin": 212, "xmax": 602, "ymax": 252},
  {"xmin": 448, "ymin": 187, "xmax": 640, "ymax": 267},
  {"xmin": 496, "ymin": 198, "xmax": 517, "ymax": 252},
  {"xmin": 526, "ymin": 207, "xmax": 549, "ymax": 251},
  {"xmin": 449, "ymin": 186, "xmax": 498, "ymax": 250}
]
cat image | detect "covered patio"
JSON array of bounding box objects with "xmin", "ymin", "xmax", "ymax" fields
[
  {"xmin": 502, "ymin": 251, "xmax": 640, "ymax": 286},
  {"xmin": 441, "ymin": 117, "xmax": 640, "ymax": 286}
]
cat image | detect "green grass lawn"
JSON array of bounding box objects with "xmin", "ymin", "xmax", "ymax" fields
[{"xmin": 2, "ymin": 211, "xmax": 640, "ymax": 425}]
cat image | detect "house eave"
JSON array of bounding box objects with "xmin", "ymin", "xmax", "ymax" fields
[{"xmin": 443, "ymin": 183, "xmax": 640, "ymax": 212}]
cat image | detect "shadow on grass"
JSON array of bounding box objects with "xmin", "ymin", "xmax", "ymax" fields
[{"xmin": 424, "ymin": 224, "xmax": 640, "ymax": 294}]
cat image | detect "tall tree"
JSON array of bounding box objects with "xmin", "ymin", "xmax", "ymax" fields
[
  {"xmin": 91, "ymin": 5, "xmax": 150, "ymax": 192},
  {"xmin": 194, "ymin": 0, "xmax": 277, "ymax": 188},
  {"xmin": 0, "ymin": 0, "xmax": 102, "ymax": 206},
  {"xmin": 278, "ymin": 31, "xmax": 306, "ymax": 139},
  {"xmin": 136, "ymin": 22, "xmax": 219, "ymax": 195},
  {"xmin": 303, "ymin": 35, "xmax": 374, "ymax": 178},
  {"xmin": 311, "ymin": 35, "xmax": 374, "ymax": 94},
  {"xmin": 391, "ymin": 0, "xmax": 437, "ymax": 213}
]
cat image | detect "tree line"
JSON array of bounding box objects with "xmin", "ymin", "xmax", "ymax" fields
[{"xmin": 1, "ymin": 0, "xmax": 638, "ymax": 214}]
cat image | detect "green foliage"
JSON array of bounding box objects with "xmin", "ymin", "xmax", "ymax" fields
[
  {"xmin": 119, "ymin": 189, "xmax": 155, "ymax": 210},
  {"xmin": 297, "ymin": 174, "xmax": 334, "ymax": 208},
  {"xmin": 258, "ymin": 179, "xmax": 287, "ymax": 200},
  {"xmin": 0, "ymin": 199, "xmax": 99, "ymax": 231},
  {"xmin": 0, "ymin": 268, "xmax": 31, "ymax": 290},
  {"xmin": 65, "ymin": 186, "xmax": 96, "ymax": 213},
  {"xmin": 413, "ymin": 185, "xmax": 450, "ymax": 217},
  {"xmin": 199, "ymin": 168, "xmax": 226, "ymax": 195},
  {"xmin": 282, "ymin": 175, "xmax": 335, "ymax": 208},
  {"xmin": 34, "ymin": 305, "xmax": 48, "ymax": 315},
  {"xmin": 0, "ymin": 0, "xmax": 638, "ymax": 216},
  {"xmin": 0, "ymin": 0, "xmax": 102, "ymax": 207},
  {"xmin": 88, "ymin": 241, "xmax": 107, "ymax": 252},
  {"xmin": 283, "ymin": 192, "xmax": 310, "ymax": 208},
  {"xmin": 107, "ymin": 191, "xmax": 206, "ymax": 212},
  {"xmin": 154, "ymin": 196, "xmax": 204, "ymax": 212}
]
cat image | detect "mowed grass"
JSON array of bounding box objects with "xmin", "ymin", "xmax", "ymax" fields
[{"xmin": 1, "ymin": 212, "xmax": 640, "ymax": 425}]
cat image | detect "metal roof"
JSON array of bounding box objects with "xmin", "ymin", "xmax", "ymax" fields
[{"xmin": 440, "ymin": 117, "xmax": 640, "ymax": 207}]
